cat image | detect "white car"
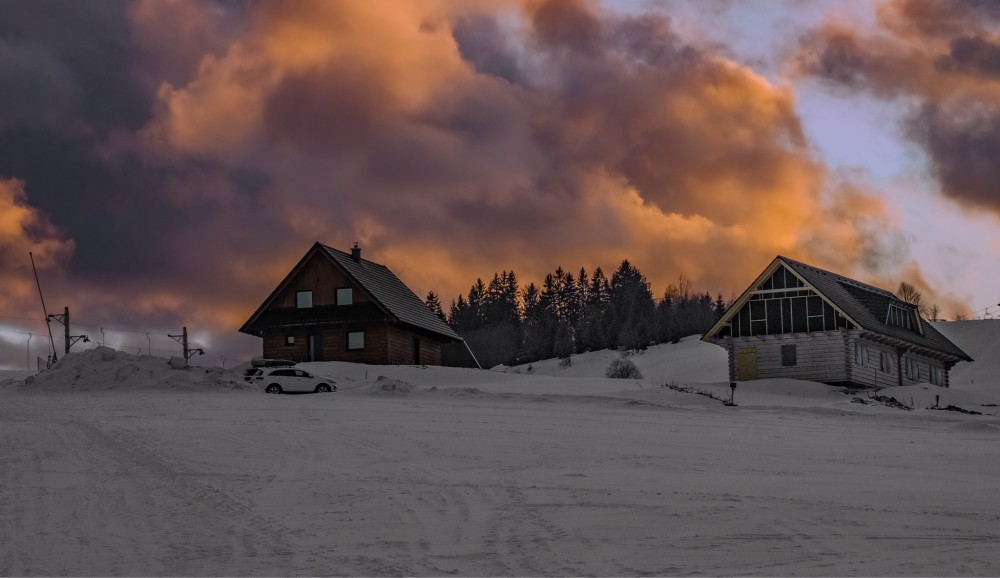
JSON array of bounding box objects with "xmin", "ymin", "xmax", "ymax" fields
[{"xmin": 244, "ymin": 367, "xmax": 337, "ymax": 394}]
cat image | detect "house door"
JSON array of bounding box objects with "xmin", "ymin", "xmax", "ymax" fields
[
  {"xmin": 736, "ymin": 347, "xmax": 757, "ymax": 381},
  {"xmin": 413, "ymin": 338, "xmax": 421, "ymax": 365},
  {"xmin": 308, "ymin": 334, "xmax": 323, "ymax": 362}
]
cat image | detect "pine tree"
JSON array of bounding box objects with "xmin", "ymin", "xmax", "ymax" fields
[
  {"xmin": 713, "ymin": 294, "xmax": 727, "ymax": 321},
  {"xmin": 425, "ymin": 291, "xmax": 446, "ymax": 320},
  {"xmin": 449, "ymin": 294, "xmax": 469, "ymax": 330},
  {"xmin": 609, "ymin": 260, "xmax": 655, "ymax": 351}
]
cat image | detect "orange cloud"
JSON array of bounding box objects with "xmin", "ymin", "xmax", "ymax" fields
[{"xmin": 0, "ymin": 179, "xmax": 74, "ymax": 311}]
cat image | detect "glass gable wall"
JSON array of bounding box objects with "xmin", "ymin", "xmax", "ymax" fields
[{"xmin": 719, "ymin": 265, "xmax": 852, "ymax": 338}]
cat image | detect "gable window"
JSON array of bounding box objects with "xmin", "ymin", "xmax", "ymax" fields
[
  {"xmin": 296, "ymin": 290, "xmax": 313, "ymax": 309},
  {"xmin": 336, "ymin": 287, "xmax": 353, "ymax": 306},
  {"xmin": 285, "ymin": 335, "xmax": 295, "ymax": 346},
  {"xmin": 347, "ymin": 331, "xmax": 365, "ymax": 350},
  {"xmin": 781, "ymin": 344, "xmax": 797, "ymax": 366}
]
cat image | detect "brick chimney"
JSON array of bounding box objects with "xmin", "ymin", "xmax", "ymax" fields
[{"xmin": 351, "ymin": 242, "xmax": 361, "ymax": 262}]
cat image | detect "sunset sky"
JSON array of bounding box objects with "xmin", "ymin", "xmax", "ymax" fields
[{"xmin": 1, "ymin": 0, "xmax": 999, "ymax": 368}]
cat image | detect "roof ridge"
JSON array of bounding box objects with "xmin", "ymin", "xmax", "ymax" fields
[
  {"xmin": 780, "ymin": 256, "xmax": 894, "ymax": 298},
  {"xmin": 319, "ymin": 243, "xmax": 387, "ymax": 269}
]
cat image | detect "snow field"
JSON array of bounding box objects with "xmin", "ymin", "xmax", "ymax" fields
[{"xmin": 1, "ymin": 321, "xmax": 998, "ymax": 575}]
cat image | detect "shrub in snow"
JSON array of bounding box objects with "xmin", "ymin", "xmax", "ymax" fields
[
  {"xmin": 558, "ymin": 356, "xmax": 572, "ymax": 368},
  {"xmin": 606, "ymin": 358, "xmax": 642, "ymax": 379}
]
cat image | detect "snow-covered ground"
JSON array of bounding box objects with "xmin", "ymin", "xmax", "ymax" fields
[{"xmin": 1, "ymin": 322, "xmax": 998, "ymax": 575}]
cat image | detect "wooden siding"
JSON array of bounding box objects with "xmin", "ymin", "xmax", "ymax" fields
[
  {"xmin": 727, "ymin": 331, "xmax": 850, "ymax": 383},
  {"xmin": 845, "ymin": 333, "xmax": 897, "ymax": 389},
  {"xmin": 721, "ymin": 330, "xmax": 955, "ymax": 388},
  {"xmin": 272, "ymin": 254, "xmax": 372, "ymax": 309},
  {"xmin": 264, "ymin": 322, "xmax": 443, "ymax": 365},
  {"xmin": 386, "ymin": 325, "xmax": 442, "ymax": 365}
]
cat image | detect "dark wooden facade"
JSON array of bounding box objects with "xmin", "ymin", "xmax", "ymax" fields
[
  {"xmin": 704, "ymin": 257, "xmax": 971, "ymax": 388},
  {"xmin": 240, "ymin": 243, "xmax": 462, "ymax": 365}
]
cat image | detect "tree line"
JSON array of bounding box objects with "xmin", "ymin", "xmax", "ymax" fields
[{"xmin": 425, "ymin": 261, "xmax": 726, "ymax": 369}]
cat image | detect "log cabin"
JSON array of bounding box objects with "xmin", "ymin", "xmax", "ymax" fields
[
  {"xmin": 240, "ymin": 242, "xmax": 465, "ymax": 365},
  {"xmin": 702, "ymin": 256, "xmax": 971, "ymax": 388}
]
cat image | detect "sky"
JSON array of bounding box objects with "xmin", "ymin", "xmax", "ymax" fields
[{"xmin": 1, "ymin": 0, "xmax": 999, "ymax": 368}]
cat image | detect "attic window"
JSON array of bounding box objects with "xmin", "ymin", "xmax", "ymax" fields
[
  {"xmin": 336, "ymin": 287, "xmax": 353, "ymax": 306},
  {"xmin": 296, "ymin": 290, "xmax": 313, "ymax": 309},
  {"xmin": 887, "ymin": 303, "xmax": 918, "ymax": 332}
]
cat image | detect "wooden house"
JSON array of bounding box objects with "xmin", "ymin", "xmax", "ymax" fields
[
  {"xmin": 240, "ymin": 242, "xmax": 465, "ymax": 365},
  {"xmin": 702, "ymin": 256, "xmax": 971, "ymax": 388}
]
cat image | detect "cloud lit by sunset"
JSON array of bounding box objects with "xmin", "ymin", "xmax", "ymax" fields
[{"xmin": 1, "ymin": 0, "xmax": 998, "ymax": 366}]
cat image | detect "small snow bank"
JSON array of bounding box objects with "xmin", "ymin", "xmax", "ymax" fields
[
  {"xmin": 505, "ymin": 335, "xmax": 728, "ymax": 383},
  {"xmin": 876, "ymin": 384, "xmax": 997, "ymax": 412},
  {"xmin": 668, "ymin": 379, "xmax": 850, "ymax": 408},
  {"xmin": 353, "ymin": 376, "xmax": 414, "ymax": 395},
  {"xmin": 19, "ymin": 347, "xmax": 253, "ymax": 392},
  {"xmin": 0, "ymin": 370, "xmax": 35, "ymax": 391}
]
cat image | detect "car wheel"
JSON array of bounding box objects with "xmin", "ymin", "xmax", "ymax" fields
[
  {"xmin": 265, "ymin": 384, "xmax": 282, "ymax": 394},
  {"xmin": 315, "ymin": 383, "xmax": 332, "ymax": 393}
]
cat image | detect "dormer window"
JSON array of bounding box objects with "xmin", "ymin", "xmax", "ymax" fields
[
  {"xmin": 887, "ymin": 302, "xmax": 919, "ymax": 332},
  {"xmin": 296, "ymin": 290, "xmax": 313, "ymax": 309},
  {"xmin": 336, "ymin": 287, "xmax": 353, "ymax": 306}
]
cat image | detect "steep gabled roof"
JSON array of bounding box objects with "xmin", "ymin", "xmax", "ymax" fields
[
  {"xmin": 240, "ymin": 242, "xmax": 461, "ymax": 342},
  {"xmin": 705, "ymin": 256, "xmax": 971, "ymax": 361},
  {"xmin": 318, "ymin": 244, "xmax": 461, "ymax": 341}
]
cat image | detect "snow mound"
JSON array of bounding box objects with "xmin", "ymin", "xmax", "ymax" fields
[
  {"xmin": 356, "ymin": 376, "xmax": 414, "ymax": 394},
  {"xmin": 442, "ymin": 386, "xmax": 484, "ymax": 396},
  {"xmin": 21, "ymin": 347, "xmax": 253, "ymax": 392}
]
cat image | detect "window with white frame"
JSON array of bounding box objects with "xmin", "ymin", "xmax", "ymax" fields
[
  {"xmin": 930, "ymin": 365, "xmax": 944, "ymax": 386},
  {"xmin": 285, "ymin": 335, "xmax": 295, "ymax": 346},
  {"xmin": 296, "ymin": 290, "xmax": 313, "ymax": 309},
  {"xmin": 905, "ymin": 357, "xmax": 920, "ymax": 380},
  {"xmin": 347, "ymin": 331, "xmax": 364, "ymax": 350},
  {"xmin": 336, "ymin": 287, "xmax": 353, "ymax": 306}
]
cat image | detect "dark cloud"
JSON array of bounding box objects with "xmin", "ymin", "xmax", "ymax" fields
[
  {"xmin": 0, "ymin": 0, "xmax": 149, "ymax": 129},
  {"xmin": 529, "ymin": 0, "xmax": 604, "ymax": 57},
  {"xmin": 452, "ymin": 13, "xmax": 526, "ymax": 85},
  {"xmin": 796, "ymin": 0, "xmax": 1000, "ymax": 214},
  {"xmin": 937, "ymin": 35, "xmax": 1000, "ymax": 77},
  {"xmin": 906, "ymin": 101, "xmax": 1000, "ymax": 212},
  {"xmin": 262, "ymin": 59, "xmax": 396, "ymax": 155}
]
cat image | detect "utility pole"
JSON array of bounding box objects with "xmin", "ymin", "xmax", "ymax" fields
[
  {"xmin": 29, "ymin": 252, "xmax": 57, "ymax": 365},
  {"xmin": 168, "ymin": 326, "xmax": 204, "ymax": 366},
  {"xmin": 47, "ymin": 306, "xmax": 89, "ymax": 354}
]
